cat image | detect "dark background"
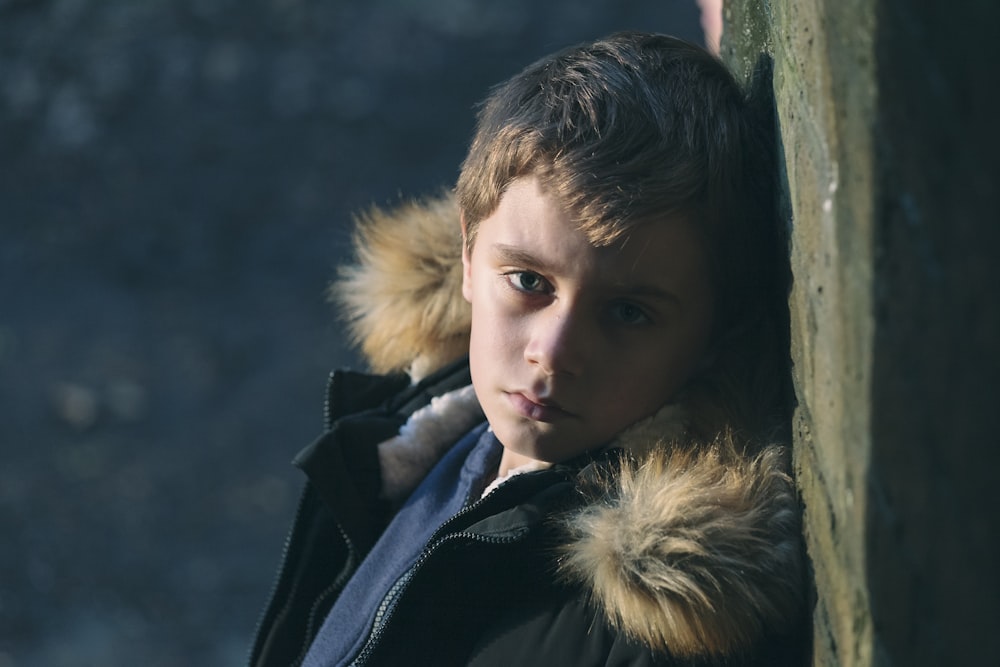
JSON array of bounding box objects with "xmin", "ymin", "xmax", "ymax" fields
[{"xmin": 0, "ymin": 2, "xmax": 702, "ymax": 664}]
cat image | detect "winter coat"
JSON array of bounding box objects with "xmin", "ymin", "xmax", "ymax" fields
[{"xmin": 248, "ymin": 194, "xmax": 806, "ymax": 667}]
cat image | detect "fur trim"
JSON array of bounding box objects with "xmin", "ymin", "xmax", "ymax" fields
[
  {"xmin": 331, "ymin": 193, "xmax": 470, "ymax": 380},
  {"xmin": 558, "ymin": 441, "xmax": 802, "ymax": 658},
  {"xmin": 480, "ymin": 451, "xmax": 552, "ymax": 499},
  {"xmin": 377, "ymin": 384, "xmax": 483, "ymax": 503}
]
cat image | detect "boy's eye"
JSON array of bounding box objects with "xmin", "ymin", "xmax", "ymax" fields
[
  {"xmin": 507, "ymin": 271, "xmax": 549, "ymax": 294},
  {"xmin": 610, "ymin": 302, "xmax": 650, "ymax": 325}
]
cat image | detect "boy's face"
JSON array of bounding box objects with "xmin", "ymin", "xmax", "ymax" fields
[{"xmin": 462, "ymin": 177, "xmax": 715, "ymax": 466}]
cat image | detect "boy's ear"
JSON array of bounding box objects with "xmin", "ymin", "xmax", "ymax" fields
[{"xmin": 460, "ymin": 212, "xmax": 473, "ymax": 303}]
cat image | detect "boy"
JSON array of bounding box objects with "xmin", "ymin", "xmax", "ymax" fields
[{"xmin": 250, "ymin": 33, "xmax": 803, "ymax": 666}]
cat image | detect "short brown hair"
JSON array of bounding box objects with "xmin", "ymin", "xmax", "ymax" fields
[
  {"xmin": 456, "ymin": 32, "xmax": 787, "ymax": 444},
  {"xmin": 458, "ymin": 32, "xmax": 764, "ymax": 315}
]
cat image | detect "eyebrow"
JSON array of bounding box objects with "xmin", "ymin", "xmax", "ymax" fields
[
  {"xmin": 491, "ymin": 244, "xmax": 543, "ymax": 268},
  {"xmin": 491, "ymin": 243, "xmax": 681, "ymax": 307},
  {"xmin": 614, "ymin": 283, "xmax": 680, "ymax": 306}
]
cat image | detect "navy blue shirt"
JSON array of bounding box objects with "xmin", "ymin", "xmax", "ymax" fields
[{"xmin": 301, "ymin": 421, "xmax": 500, "ymax": 667}]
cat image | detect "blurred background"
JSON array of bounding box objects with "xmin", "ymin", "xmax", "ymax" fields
[{"xmin": 0, "ymin": 1, "xmax": 703, "ymax": 664}]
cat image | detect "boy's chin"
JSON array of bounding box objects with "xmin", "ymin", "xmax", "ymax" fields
[{"xmin": 493, "ymin": 424, "xmax": 602, "ymax": 467}]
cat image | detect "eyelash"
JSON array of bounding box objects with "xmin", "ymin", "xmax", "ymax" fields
[
  {"xmin": 609, "ymin": 301, "xmax": 651, "ymax": 326},
  {"xmin": 504, "ymin": 270, "xmax": 551, "ymax": 295},
  {"xmin": 503, "ymin": 271, "xmax": 652, "ymax": 326}
]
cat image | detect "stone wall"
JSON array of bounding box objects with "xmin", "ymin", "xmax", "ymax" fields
[{"xmin": 724, "ymin": 1, "xmax": 999, "ymax": 664}]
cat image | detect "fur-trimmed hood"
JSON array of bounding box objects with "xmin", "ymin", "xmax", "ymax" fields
[{"xmin": 331, "ymin": 194, "xmax": 804, "ymax": 659}]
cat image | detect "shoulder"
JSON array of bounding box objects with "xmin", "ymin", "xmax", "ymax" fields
[{"xmin": 456, "ymin": 441, "xmax": 804, "ymax": 666}]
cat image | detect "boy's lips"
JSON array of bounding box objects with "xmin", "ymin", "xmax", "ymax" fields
[{"xmin": 505, "ymin": 391, "xmax": 574, "ymax": 423}]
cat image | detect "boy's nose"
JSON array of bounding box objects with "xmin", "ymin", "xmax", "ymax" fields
[{"xmin": 523, "ymin": 305, "xmax": 590, "ymax": 377}]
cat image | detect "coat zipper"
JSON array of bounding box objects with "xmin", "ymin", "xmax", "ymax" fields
[
  {"xmin": 348, "ymin": 530, "xmax": 522, "ymax": 667},
  {"xmin": 288, "ymin": 520, "xmax": 357, "ymax": 667},
  {"xmin": 248, "ymin": 371, "xmax": 354, "ymax": 667},
  {"xmin": 247, "ymin": 486, "xmax": 311, "ymax": 666},
  {"xmin": 324, "ymin": 370, "xmax": 336, "ymax": 431},
  {"xmin": 347, "ymin": 471, "xmax": 559, "ymax": 667}
]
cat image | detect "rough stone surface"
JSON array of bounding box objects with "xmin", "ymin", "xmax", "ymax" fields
[
  {"xmin": 725, "ymin": 0, "xmax": 999, "ymax": 665},
  {"xmin": 0, "ymin": 2, "xmax": 702, "ymax": 665},
  {"xmin": 725, "ymin": 1, "xmax": 875, "ymax": 662}
]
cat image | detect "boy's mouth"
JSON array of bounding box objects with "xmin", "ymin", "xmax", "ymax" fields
[{"xmin": 505, "ymin": 391, "xmax": 573, "ymax": 423}]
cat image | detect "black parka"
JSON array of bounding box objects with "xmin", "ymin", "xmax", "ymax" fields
[
  {"xmin": 251, "ymin": 188, "xmax": 805, "ymax": 667},
  {"xmin": 249, "ymin": 360, "xmax": 804, "ymax": 667}
]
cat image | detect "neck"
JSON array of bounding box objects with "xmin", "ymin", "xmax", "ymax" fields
[{"xmin": 497, "ymin": 448, "xmax": 547, "ymax": 479}]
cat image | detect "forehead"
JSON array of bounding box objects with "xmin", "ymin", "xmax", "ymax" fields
[{"xmin": 479, "ymin": 178, "xmax": 712, "ymax": 296}]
